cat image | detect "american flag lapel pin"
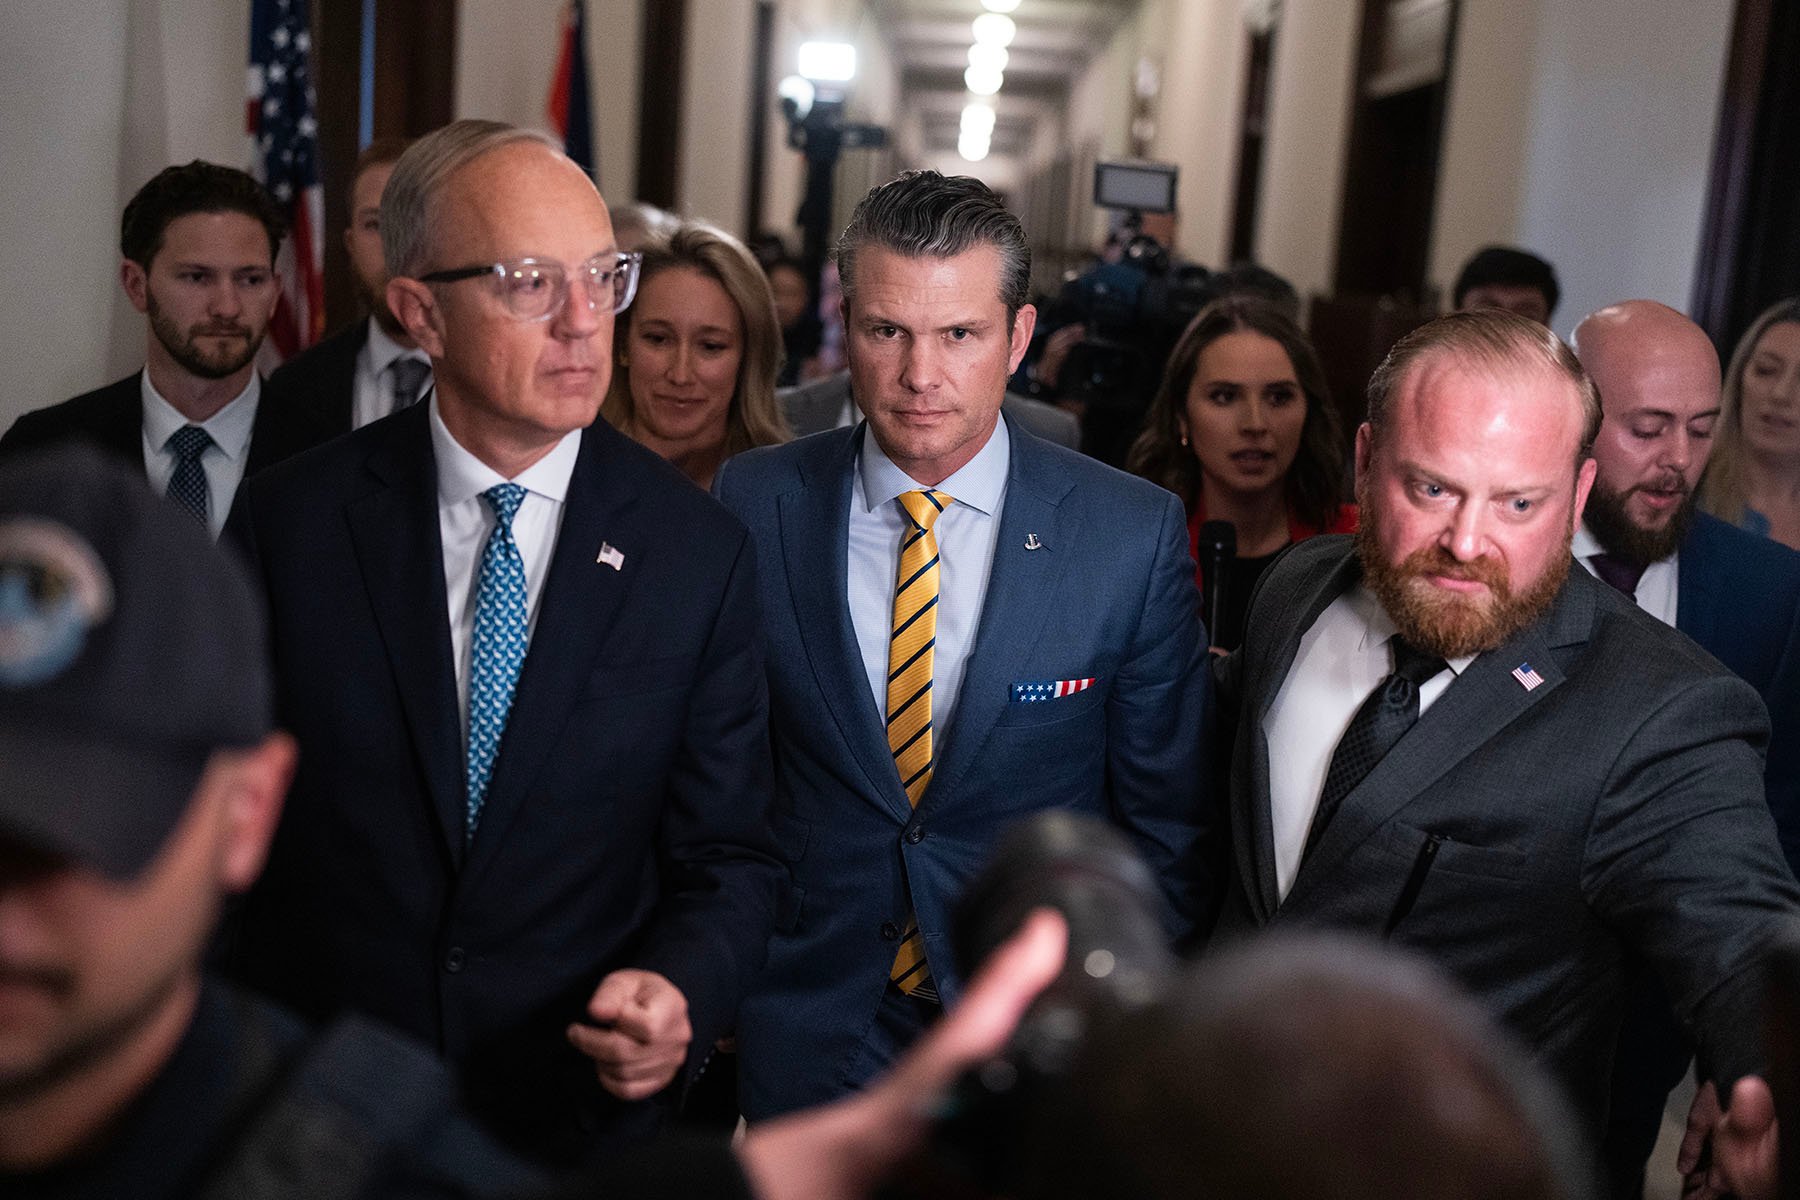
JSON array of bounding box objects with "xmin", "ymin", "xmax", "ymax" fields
[
  {"xmin": 1511, "ymin": 661, "xmax": 1544, "ymax": 691},
  {"xmin": 596, "ymin": 542, "xmax": 625, "ymax": 571}
]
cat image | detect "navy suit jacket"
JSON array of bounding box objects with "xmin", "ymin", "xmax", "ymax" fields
[
  {"xmin": 260, "ymin": 318, "xmax": 366, "ymax": 440},
  {"xmin": 0, "ymin": 372, "xmax": 334, "ymax": 487},
  {"xmin": 223, "ymin": 406, "xmax": 783, "ymax": 1163},
  {"xmin": 1677, "ymin": 511, "xmax": 1800, "ymax": 871},
  {"xmin": 716, "ymin": 417, "xmax": 1214, "ymax": 1118}
]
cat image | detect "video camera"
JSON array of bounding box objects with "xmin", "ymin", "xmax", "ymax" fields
[
  {"xmin": 1048, "ymin": 162, "xmax": 1212, "ymax": 465},
  {"xmin": 880, "ymin": 811, "xmax": 1176, "ymax": 1199}
]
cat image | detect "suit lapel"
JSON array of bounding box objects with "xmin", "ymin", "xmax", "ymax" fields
[
  {"xmin": 925, "ymin": 426, "xmax": 1075, "ymax": 805},
  {"xmin": 779, "ymin": 427, "xmax": 914, "ymax": 821},
  {"xmin": 463, "ymin": 422, "xmax": 643, "ymax": 883},
  {"xmin": 1238, "ymin": 540, "xmax": 1361, "ymax": 923},
  {"xmin": 1675, "ymin": 518, "xmax": 1718, "ymax": 649},
  {"xmin": 1284, "ymin": 566, "xmax": 1591, "ymax": 906},
  {"xmin": 94, "ymin": 376, "xmax": 148, "ymax": 473},
  {"xmin": 344, "ymin": 406, "xmax": 468, "ymax": 865}
]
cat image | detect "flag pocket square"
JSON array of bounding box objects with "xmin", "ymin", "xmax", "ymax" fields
[{"xmin": 1011, "ymin": 677, "xmax": 1097, "ymax": 703}]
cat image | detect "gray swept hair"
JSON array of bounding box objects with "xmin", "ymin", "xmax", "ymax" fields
[{"xmin": 380, "ymin": 119, "xmax": 563, "ymax": 278}]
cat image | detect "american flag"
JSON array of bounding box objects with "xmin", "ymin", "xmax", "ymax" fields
[
  {"xmin": 247, "ymin": 0, "xmax": 324, "ymax": 363},
  {"xmin": 1011, "ymin": 677, "xmax": 1098, "ymax": 703},
  {"xmin": 1511, "ymin": 662, "xmax": 1545, "ymax": 691},
  {"xmin": 546, "ymin": 0, "xmax": 596, "ymax": 177}
]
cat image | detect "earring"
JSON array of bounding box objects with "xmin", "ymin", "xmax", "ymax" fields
[{"xmin": 1179, "ymin": 430, "xmax": 1189, "ymax": 447}]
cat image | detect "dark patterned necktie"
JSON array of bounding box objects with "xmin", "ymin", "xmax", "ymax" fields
[
  {"xmin": 1304, "ymin": 636, "xmax": 1446, "ymax": 859},
  {"xmin": 164, "ymin": 425, "xmax": 214, "ymax": 525},
  {"xmin": 1589, "ymin": 552, "xmax": 1647, "ymax": 600},
  {"xmin": 389, "ymin": 357, "xmax": 432, "ymax": 414}
]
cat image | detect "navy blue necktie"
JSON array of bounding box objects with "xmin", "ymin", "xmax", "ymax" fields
[
  {"xmin": 465, "ymin": 483, "xmax": 529, "ymax": 836},
  {"xmin": 164, "ymin": 425, "xmax": 214, "ymax": 525},
  {"xmin": 389, "ymin": 357, "xmax": 431, "ymax": 415}
]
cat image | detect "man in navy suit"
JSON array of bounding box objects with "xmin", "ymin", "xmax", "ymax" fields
[
  {"xmin": 0, "ymin": 161, "xmax": 330, "ymax": 536},
  {"xmin": 224, "ymin": 121, "xmax": 783, "ymax": 1165},
  {"xmin": 262, "ymin": 138, "xmax": 433, "ymax": 438},
  {"xmin": 716, "ymin": 171, "xmax": 1213, "ymax": 1119},
  {"xmin": 1573, "ymin": 300, "xmax": 1800, "ymax": 1197}
]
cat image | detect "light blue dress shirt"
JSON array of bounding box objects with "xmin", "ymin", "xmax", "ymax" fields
[{"xmin": 847, "ymin": 419, "xmax": 1010, "ymax": 739}]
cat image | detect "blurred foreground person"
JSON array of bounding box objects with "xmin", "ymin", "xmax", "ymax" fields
[
  {"xmin": 0, "ymin": 446, "xmax": 531, "ymax": 1199},
  {"xmin": 605, "ymin": 222, "xmax": 791, "ymax": 489},
  {"xmin": 1023, "ymin": 934, "xmax": 1596, "ymax": 1200},
  {"xmin": 1700, "ymin": 297, "xmax": 1800, "ymax": 549}
]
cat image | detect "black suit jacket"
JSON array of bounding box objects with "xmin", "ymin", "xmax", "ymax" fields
[
  {"xmin": 0, "ymin": 372, "xmax": 335, "ymax": 487},
  {"xmin": 224, "ymin": 406, "xmax": 783, "ymax": 1164},
  {"xmin": 1213, "ymin": 536, "xmax": 1800, "ymax": 1131},
  {"xmin": 261, "ymin": 318, "xmax": 367, "ymax": 440}
]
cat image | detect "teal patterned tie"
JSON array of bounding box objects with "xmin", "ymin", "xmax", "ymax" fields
[{"xmin": 466, "ymin": 483, "xmax": 529, "ymax": 836}]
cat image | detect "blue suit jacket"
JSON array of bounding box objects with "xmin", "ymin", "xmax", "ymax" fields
[
  {"xmin": 716, "ymin": 417, "xmax": 1215, "ymax": 1118},
  {"xmin": 1677, "ymin": 511, "xmax": 1800, "ymax": 872}
]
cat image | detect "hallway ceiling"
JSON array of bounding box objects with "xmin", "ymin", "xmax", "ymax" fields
[{"xmin": 867, "ymin": 0, "xmax": 1142, "ymax": 154}]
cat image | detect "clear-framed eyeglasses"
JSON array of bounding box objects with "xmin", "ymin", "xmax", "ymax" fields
[{"xmin": 419, "ymin": 251, "xmax": 642, "ymax": 321}]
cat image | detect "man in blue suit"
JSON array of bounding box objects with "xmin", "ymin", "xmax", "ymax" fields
[
  {"xmin": 1573, "ymin": 300, "xmax": 1800, "ymax": 1197},
  {"xmin": 716, "ymin": 171, "xmax": 1214, "ymax": 1119}
]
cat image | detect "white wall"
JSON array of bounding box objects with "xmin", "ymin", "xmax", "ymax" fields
[
  {"xmin": 1143, "ymin": 0, "xmax": 1245, "ymax": 268},
  {"xmin": 0, "ymin": 0, "xmax": 249, "ymax": 431},
  {"xmin": 1253, "ymin": 0, "xmax": 1360, "ymax": 302},
  {"xmin": 1430, "ymin": 0, "xmax": 1732, "ymax": 330},
  {"xmin": 456, "ymin": 0, "xmax": 642, "ymax": 206}
]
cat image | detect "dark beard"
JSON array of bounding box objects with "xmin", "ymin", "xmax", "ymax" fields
[
  {"xmin": 1582, "ymin": 476, "xmax": 1695, "ymax": 566},
  {"xmin": 147, "ymin": 294, "xmax": 261, "ymax": 381},
  {"xmin": 353, "ymin": 272, "xmax": 408, "ymax": 339},
  {"xmin": 1356, "ymin": 517, "xmax": 1572, "ymax": 660}
]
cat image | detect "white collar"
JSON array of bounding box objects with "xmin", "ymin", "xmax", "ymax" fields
[
  {"xmin": 428, "ymin": 396, "xmax": 581, "ymax": 507},
  {"xmin": 140, "ymin": 369, "xmax": 260, "ymax": 462}
]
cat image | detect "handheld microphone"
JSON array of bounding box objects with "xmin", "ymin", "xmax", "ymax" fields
[{"xmin": 1198, "ymin": 520, "xmax": 1236, "ymax": 645}]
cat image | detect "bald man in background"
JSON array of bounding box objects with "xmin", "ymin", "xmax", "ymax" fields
[{"xmin": 1573, "ymin": 301, "xmax": 1800, "ymax": 1198}]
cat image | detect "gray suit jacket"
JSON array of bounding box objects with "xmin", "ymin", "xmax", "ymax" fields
[
  {"xmin": 778, "ymin": 371, "xmax": 1082, "ymax": 450},
  {"xmin": 1213, "ymin": 535, "xmax": 1800, "ymax": 1131}
]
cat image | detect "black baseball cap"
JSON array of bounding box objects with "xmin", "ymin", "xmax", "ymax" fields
[{"xmin": 0, "ymin": 445, "xmax": 271, "ymax": 878}]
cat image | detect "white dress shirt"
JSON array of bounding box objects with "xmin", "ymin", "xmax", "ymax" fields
[
  {"xmin": 1573, "ymin": 524, "xmax": 1679, "ymax": 627},
  {"xmin": 353, "ymin": 318, "xmax": 433, "ymax": 430},
  {"xmin": 431, "ymin": 398, "xmax": 581, "ymax": 741},
  {"xmin": 1263, "ymin": 584, "xmax": 1475, "ymax": 901},
  {"xmin": 139, "ymin": 369, "xmax": 259, "ymax": 539},
  {"xmin": 848, "ymin": 419, "xmax": 1010, "ymax": 738}
]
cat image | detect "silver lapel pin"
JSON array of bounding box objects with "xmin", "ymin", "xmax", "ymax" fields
[{"xmin": 1024, "ymin": 533, "xmax": 1043, "ymax": 551}]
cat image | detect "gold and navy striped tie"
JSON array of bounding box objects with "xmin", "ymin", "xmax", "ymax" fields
[{"xmin": 888, "ymin": 489, "xmax": 952, "ymax": 998}]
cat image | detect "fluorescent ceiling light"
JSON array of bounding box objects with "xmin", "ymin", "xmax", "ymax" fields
[
  {"xmin": 972, "ymin": 13, "xmax": 1016, "ymax": 46},
  {"xmin": 798, "ymin": 41, "xmax": 856, "ymax": 83},
  {"xmin": 964, "ymin": 65, "xmax": 1003, "ymax": 95},
  {"xmin": 967, "ymin": 43, "xmax": 1008, "ymax": 73}
]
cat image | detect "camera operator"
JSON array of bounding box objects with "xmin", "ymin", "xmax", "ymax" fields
[{"xmin": 1022, "ymin": 208, "xmax": 1212, "ymax": 467}]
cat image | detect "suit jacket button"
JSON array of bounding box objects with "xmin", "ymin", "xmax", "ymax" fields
[
  {"xmin": 880, "ymin": 921, "xmax": 900, "ymax": 941},
  {"xmin": 905, "ymin": 825, "xmax": 925, "ymax": 844},
  {"xmin": 444, "ymin": 947, "xmax": 466, "ymax": 973}
]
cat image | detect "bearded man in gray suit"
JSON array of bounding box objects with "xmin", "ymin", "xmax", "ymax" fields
[{"xmin": 1212, "ymin": 309, "xmax": 1798, "ymax": 1197}]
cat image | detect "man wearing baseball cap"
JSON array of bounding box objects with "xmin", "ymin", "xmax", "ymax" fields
[{"xmin": 0, "ymin": 446, "xmax": 534, "ymax": 1198}]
